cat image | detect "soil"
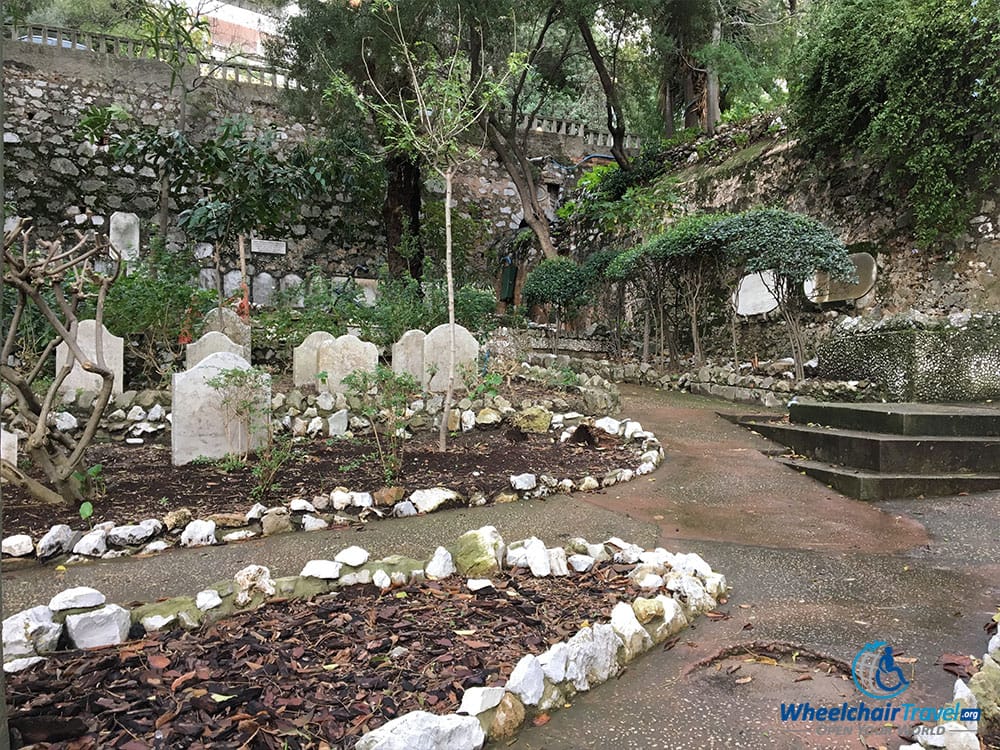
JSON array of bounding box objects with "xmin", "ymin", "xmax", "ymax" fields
[
  {"xmin": 6, "ymin": 563, "xmax": 653, "ymax": 749},
  {"xmin": 3, "ymin": 424, "xmax": 636, "ymax": 539}
]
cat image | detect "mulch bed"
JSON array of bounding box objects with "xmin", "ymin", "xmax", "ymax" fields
[
  {"xmin": 7, "ymin": 563, "xmax": 645, "ymax": 749},
  {"xmin": 4, "ymin": 424, "xmax": 636, "ymax": 539}
]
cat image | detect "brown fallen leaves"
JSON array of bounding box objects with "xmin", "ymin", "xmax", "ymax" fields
[{"xmin": 8, "ymin": 565, "xmax": 638, "ymax": 749}]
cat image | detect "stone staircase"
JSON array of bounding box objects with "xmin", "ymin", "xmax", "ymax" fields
[{"xmin": 737, "ymin": 402, "xmax": 1000, "ymax": 500}]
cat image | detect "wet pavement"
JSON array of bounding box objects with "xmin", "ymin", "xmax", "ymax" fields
[{"xmin": 4, "ymin": 386, "xmax": 999, "ymax": 749}]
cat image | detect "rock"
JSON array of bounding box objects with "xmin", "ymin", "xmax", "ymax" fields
[
  {"xmin": 510, "ymin": 473, "xmax": 537, "ymax": 491},
  {"xmin": 354, "ymin": 710, "xmax": 485, "ymax": 750},
  {"xmin": 511, "ymin": 405, "xmax": 552, "ymax": 433},
  {"xmin": 234, "ymin": 565, "xmax": 275, "ymax": 606},
  {"xmin": 410, "ymin": 487, "xmax": 460, "ymax": 513},
  {"xmin": 244, "ymin": 503, "xmax": 268, "ymax": 522},
  {"xmin": 329, "ymin": 488, "xmax": 353, "ymax": 511},
  {"xmin": 107, "ymin": 524, "xmax": 156, "ymax": 547},
  {"xmin": 461, "ymin": 410, "xmax": 476, "ymax": 432},
  {"xmin": 300, "ymin": 560, "xmax": 342, "ymax": 579},
  {"xmin": 195, "ymin": 590, "xmax": 223, "ymax": 611},
  {"xmin": 147, "ymin": 403, "xmax": 165, "ymax": 421},
  {"xmin": 126, "ymin": 405, "xmax": 147, "ymax": 421},
  {"xmin": 611, "ymin": 601, "xmax": 653, "ymax": 660},
  {"xmin": 623, "ymin": 420, "xmax": 645, "ymax": 440},
  {"xmin": 606, "ymin": 537, "xmax": 643, "ymax": 564},
  {"xmin": 578, "ymin": 476, "xmax": 600, "ymax": 491},
  {"xmin": 2, "ymin": 534, "xmax": 34, "ymax": 557},
  {"xmin": 453, "ymin": 526, "xmax": 505, "ymax": 577},
  {"xmin": 37, "ymin": 525, "xmax": 74, "ymax": 559},
  {"xmin": 49, "ymin": 586, "xmax": 106, "ymax": 611},
  {"xmin": 538, "ymin": 642, "xmax": 569, "ymax": 683},
  {"xmin": 459, "ymin": 686, "xmax": 505, "ymax": 715},
  {"xmin": 506, "ymin": 654, "xmax": 545, "ymax": 705},
  {"xmin": 4, "ymin": 656, "xmax": 47, "ymax": 673},
  {"xmin": 206, "ymin": 513, "xmax": 249, "ymax": 529},
  {"xmin": 72, "ymin": 528, "xmax": 107, "ymax": 557},
  {"xmin": 393, "ymin": 500, "xmax": 417, "ymax": 517},
  {"xmin": 475, "ymin": 408, "xmax": 502, "ymax": 425},
  {"xmin": 3, "ymin": 606, "xmax": 62, "ymax": 660},
  {"xmin": 374, "ymin": 487, "xmax": 406, "ymax": 507},
  {"xmin": 667, "ymin": 573, "xmax": 716, "ymax": 615},
  {"xmin": 425, "ymin": 547, "xmax": 456, "ymax": 580},
  {"xmin": 523, "ymin": 538, "xmax": 550, "ymax": 576},
  {"xmin": 373, "ymin": 570, "xmax": 392, "ymax": 590},
  {"xmin": 301, "ymin": 515, "xmax": 329, "ymax": 531},
  {"xmin": 221, "ymin": 530, "xmax": 255, "ymax": 543},
  {"xmin": 351, "ymin": 492, "xmax": 373, "ymax": 509},
  {"xmin": 328, "ymin": 409, "xmax": 349, "ymax": 436},
  {"xmin": 335, "ymin": 545, "xmax": 370, "ymax": 567},
  {"xmin": 489, "ymin": 692, "xmax": 525, "ymax": 740},
  {"xmin": 672, "ymin": 552, "xmax": 713, "ymax": 578},
  {"xmin": 261, "ymin": 509, "xmax": 292, "ymax": 536},
  {"xmin": 568, "ymin": 554, "xmax": 595, "ymax": 572},
  {"xmin": 547, "ymin": 547, "xmax": 569, "ymax": 576},
  {"xmin": 467, "ymin": 578, "xmax": 494, "ymax": 591},
  {"xmin": 142, "ymin": 540, "xmax": 170, "ymax": 554},
  {"xmin": 593, "ymin": 416, "xmax": 621, "ymax": 435},
  {"xmin": 289, "ymin": 498, "xmax": 315, "ymax": 513},
  {"xmin": 163, "ymin": 507, "xmax": 193, "ymax": 531},
  {"xmin": 564, "ymin": 623, "xmax": 621, "ymax": 691},
  {"xmin": 180, "ymin": 519, "xmax": 216, "ymax": 547},
  {"xmin": 65, "ymin": 604, "xmax": 131, "ymax": 649},
  {"xmin": 53, "ymin": 411, "xmax": 78, "ymax": 432}
]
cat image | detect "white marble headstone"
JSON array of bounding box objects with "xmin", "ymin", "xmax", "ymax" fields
[
  {"xmin": 293, "ymin": 331, "xmax": 336, "ymax": 388},
  {"xmin": 55, "ymin": 319, "xmax": 124, "ymax": 396},
  {"xmin": 732, "ymin": 271, "xmax": 779, "ymax": 316},
  {"xmin": 316, "ymin": 334, "xmax": 378, "ymax": 393},
  {"xmin": 423, "ymin": 324, "xmax": 479, "ymax": 392}
]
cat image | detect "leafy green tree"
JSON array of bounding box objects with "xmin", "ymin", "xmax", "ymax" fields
[
  {"xmin": 791, "ymin": 0, "xmax": 1000, "ymax": 243},
  {"xmin": 522, "ymin": 256, "xmax": 591, "ymax": 352},
  {"xmin": 707, "ymin": 208, "xmax": 854, "ymax": 379}
]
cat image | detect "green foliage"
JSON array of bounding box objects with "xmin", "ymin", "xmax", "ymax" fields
[
  {"xmin": 342, "ymin": 366, "xmax": 419, "ymax": 484},
  {"xmin": 250, "ymin": 435, "xmax": 299, "ymax": 504},
  {"xmin": 205, "ymin": 366, "xmax": 271, "ymax": 460},
  {"xmin": 78, "ymin": 500, "xmax": 94, "ymax": 525},
  {"xmin": 76, "ymin": 104, "xmax": 131, "ymax": 145},
  {"xmin": 254, "ymin": 271, "xmax": 355, "ymax": 350},
  {"xmin": 521, "ymin": 258, "xmax": 591, "ymax": 322},
  {"xmin": 71, "ymin": 463, "xmax": 104, "ymax": 503},
  {"xmin": 790, "ymin": 0, "xmax": 1000, "ymax": 242}
]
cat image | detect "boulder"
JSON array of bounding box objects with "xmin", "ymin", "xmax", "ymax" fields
[
  {"xmin": 180, "ymin": 520, "xmax": 216, "ymax": 547},
  {"xmin": 354, "ymin": 710, "xmax": 485, "ymax": 750},
  {"xmin": 300, "ymin": 560, "xmax": 343, "ymax": 580},
  {"xmin": 410, "ymin": 488, "xmax": 460, "ymax": 514},
  {"xmin": 162, "ymin": 507, "xmax": 193, "ymax": 531},
  {"xmin": 49, "ymin": 587, "xmax": 106, "ymax": 611},
  {"xmin": 459, "ymin": 686, "xmax": 505, "ymax": 716},
  {"xmin": 611, "ymin": 601, "xmax": 653, "ymax": 660},
  {"xmin": 196, "ymin": 590, "xmax": 223, "ymax": 611},
  {"xmin": 107, "ymin": 524, "xmax": 157, "ymax": 547},
  {"xmin": 2, "ymin": 534, "xmax": 34, "ymax": 557},
  {"xmin": 234, "ymin": 564, "xmax": 275, "ymax": 607},
  {"xmin": 425, "ymin": 547, "xmax": 456, "ymax": 580},
  {"xmin": 36, "ymin": 525, "xmax": 74, "ymax": 559},
  {"xmin": 452, "ymin": 526, "xmax": 504, "ymax": 577},
  {"xmin": 506, "ymin": 654, "xmax": 545, "ymax": 706},
  {"xmin": 335, "ymin": 546, "xmax": 370, "ymax": 567},
  {"xmin": 489, "ymin": 693, "xmax": 525, "ymax": 741},
  {"xmin": 511, "ymin": 406, "xmax": 552, "ymax": 434},
  {"xmin": 65, "ymin": 604, "xmax": 131, "ymax": 649},
  {"xmin": 72, "ymin": 529, "xmax": 107, "ymax": 557},
  {"xmin": 3, "ymin": 606, "xmax": 61, "ymax": 660},
  {"xmin": 261, "ymin": 509, "xmax": 292, "ymax": 536},
  {"xmin": 510, "ymin": 473, "xmax": 537, "ymax": 491}
]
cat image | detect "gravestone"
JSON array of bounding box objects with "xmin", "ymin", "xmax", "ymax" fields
[
  {"xmin": 222, "ymin": 270, "xmax": 243, "ymax": 298},
  {"xmin": 804, "ymin": 252, "xmax": 878, "ymax": 304},
  {"xmin": 392, "ymin": 329, "xmax": 426, "ymax": 384},
  {"xmin": 55, "ymin": 319, "xmax": 124, "ymax": 396},
  {"xmin": 171, "ymin": 351, "xmax": 270, "ymax": 466},
  {"xmin": 203, "ymin": 308, "xmax": 251, "ymax": 361},
  {"xmin": 108, "ymin": 212, "xmax": 140, "ymax": 270},
  {"xmin": 280, "ymin": 274, "xmax": 304, "ymax": 307},
  {"xmin": 316, "ymin": 334, "xmax": 378, "ymax": 393},
  {"xmin": 1, "ymin": 428, "xmax": 16, "ymax": 468},
  {"xmin": 186, "ymin": 331, "xmax": 243, "ymax": 369},
  {"xmin": 423, "ymin": 324, "xmax": 479, "ymax": 392},
  {"xmin": 252, "ymin": 272, "xmax": 276, "ymax": 306},
  {"xmin": 732, "ymin": 271, "xmax": 779, "ymax": 316},
  {"xmin": 198, "ymin": 268, "xmax": 218, "ymax": 291},
  {"xmin": 293, "ymin": 331, "xmax": 335, "ymax": 388}
]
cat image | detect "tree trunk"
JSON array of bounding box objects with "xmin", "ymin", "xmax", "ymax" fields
[
  {"xmin": 158, "ymin": 81, "xmax": 188, "ymax": 242},
  {"xmin": 705, "ymin": 21, "xmax": 722, "ymax": 136},
  {"xmin": 683, "ymin": 58, "xmax": 701, "ymax": 129},
  {"xmin": 383, "ymin": 152, "xmax": 423, "ymax": 280},
  {"xmin": 658, "ymin": 75, "xmax": 676, "ymax": 137},
  {"xmin": 0, "ymin": 23, "xmax": 11, "ymax": 747},
  {"xmin": 438, "ymin": 167, "xmax": 456, "ymax": 452},
  {"xmin": 576, "ymin": 17, "xmax": 631, "ymax": 170},
  {"xmin": 689, "ymin": 298, "xmax": 703, "ymax": 365}
]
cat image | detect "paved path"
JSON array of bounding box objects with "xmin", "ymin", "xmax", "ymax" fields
[{"xmin": 4, "ymin": 387, "xmax": 998, "ymax": 749}]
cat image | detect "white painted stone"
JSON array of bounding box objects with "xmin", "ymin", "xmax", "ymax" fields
[
  {"xmin": 461, "ymin": 409, "xmax": 476, "ymax": 432},
  {"xmin": 422, "ymin": 324, "xmax": 479, "ymax": 392},
  {"xmin": 354, "ymin": 710, "xmax": 485, "ymax": 750},
  {"xmin": 330, "ymin": 489, "xmax": 353, "ymax": 511},
  {"xmin": 703, "ymin": 572, "xmax": 728, "ymax": 597},
  {"xmin": 635, "ymin": 572, "xmax": 665, "ymax": 589},
  {"xmin": 196, "ymin": 589, "xmax": 223, "ymax": 611},
  {"xmin": 538, "ymin": 642, "xmax": 569, "ymax": 683},
  {"xmin": 72, "ymin": 529, "xmax": 107, "ymax": 557},
  {"xmin": 300, "ymin": 560, "xmax": 343, "ymax": 579},
  {"xmin": 564, "ymin": 623, "xmax": 622, "ymax": 691},
  {"xmin": 593, "ymin": 417, "xmax": 621, "ymax": 435},
  {"xmin": 54, "ymin": 411, "xmax": 78, "ymax": 432},
  {"xmin": 1, "ymin": 428, "xmax": 17, "ymax": 467},
  {"xmin": 301, "ymin": 515, "xmax": 329, "ymax": 531},
  {"xmin": 510, "ymin": 473, "xmax": 537, "ymax": 491},
  {"xmin": 3, "ymin": 606, "xmax": 61, "ymax": 659},
  {"xmin": 523, "ymin": 538, "xmax": 550, "ymax": 577},
  {"xmin": 55, "ymin": 319, "xmax": 124, "ymax": 396},
  {"xmin": 171, "ymin": 352, "xmax": 269, "ymax": 466},
  {"xmin": 202, "ymin": 307, "xmax": 251, "ymax": 360},
  {"xmin": 392, "ymin": 329, "xmax": 426, "ymax": 384},
  {"xmin": 2, "ymin": 534, "xmax": 34, "ymax": 557},
  {"xmin": 49, "ymin": 586, "xmax": 106, "ymax": 611},
  {"xmin": 506, "ymin": 544, "xmax": 529, "ymax": 568},
  {"xmin": 578, "ymin": 476, "xmax": 600, "ymax": 491},
  {"xmin": 140, "ymin": 613, "xmax": 177, "ymax": 632},
  {"xmin": 351, "ymin": 492, "xmax": 374, "ymax": 509},
  {"xmin": 605, "ymin": 537, "xmax": 643, "ymax": 564},
  {"xmin": 649, "ymin": 595, "xmax": 689, "ymax": 643},
  {"xmin": 611, "ymin": 601, "xmax": 653, "ymax": 660},
  {"xmin": 339, "ymin": 568, "xmax": 372, "ymax": 586},
  {"xmin": 4, "ymin": 656, "xmax": 47, "ymax": 673},
  {"xmin": 316, "ymin": 334, "xmax": 378, "ymax": 394},
  {"xmin": 335, "ymin": 546, "xmax": 370, "ymax": 567},
  {"xmin": 458, "ymin": 686, "xmax": 505, "ymax": 716},
  {"xmin": 393, "ymin": 500, "xmax": 417, "ymax": 517},
  {"xmin": 180, "ymin": 519, "xmax": 216, "ymax": 547},
  {"xmin": 425, "ymin": 547, "xmax": 456, "ymax": 580},
  {"xmin": 234, "ymin": 564, "xmax": 275, "ymax": 606},
  {"xmin": 109, "ymin": 211, "xmax": 140, "ymax": 267},
  {"xmin": 410, "ymin": 487, "xmax": 459, "ymax": 513},
  {"xmin": 142, "ymin": 540, "xmax": 170, "ymax": 554},
  {"xmin": 65, "ymin": 604, "xmax": 131, "ymax": 649},
  {"xmin": 568, "ymin": 554, "xmax": 595, "ymax": 572},
  {"xmin": 547, "ymin": 547, "xmax": 569, "ymax": 577},
  {"xmin": 466, "ymin": 578, "xmax": 494, "ymax": 591},
  {"xmin": 327, "ymin": 409, "xmax": 349, "ymax": 436},
  {"xmin": 622, "ymin": 421, "xmax": 644, "ymax": 440},
  {"xmin": 373, "ymin": 569, "xmax": 392, "ymax": 590},
  {"xmin": 672, "ymin": 552, "xmax": 713, "ymax": 578},
  {"xmin": 185, "ymin": 331, "xmax": 243, "ymax": 369},
  {"xmin": 666, "ymin": 573, "xmax": 716, "ymax": 615},
  {"xmin": 293, "ymin": 331, "xmax": 336, "ymax": 388},
  {"xmin": 506, "ymin": 654, "xmax": 545, "ymax": 706},
  {"xmin": 36, "ymin": 524, "xmax": 73, "ymax": 559},
  {"xmin": 245, "ymin": 502, "xmax": 268, "ymax": 522},
  {"xmin": 289, "ymin": 498, "xmax": 315, "ymax": 513},
  {"xmin": 107, "ymin": 524, "xmax": 156, "ymax": 547}
]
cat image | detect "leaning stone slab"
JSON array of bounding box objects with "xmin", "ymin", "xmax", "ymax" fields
[
  {"xmin": 202, "ymin": 307, "xmax": 251, "ymax": 361},
  {"xmin": 171, "ymin": 352, "xmax": 269, "ymax": 466},
  {"xmin": 422, "ymin": 324, "xmax": 479, "ymax": 392},
  {"xmin": 316, "ymin": 334, "xmax": 378, "ymax": 394},
  {"xmin": 392, "ymin": 329, "xmax": 426, "ymax": 384},
  {"xmin": 55, "ymin": 319, "xmax": 124, "ymax": 396},
  {"xmin": 65, "ymin": 604, "xmax": 131, "ymax": 649},
  {"xmin": 293, "ymin": 331, "xmax": 336, "ymax": 388},
  {"xmin": 186, "ymin": 331, "xmax": 243, "ymax": 369},
  {"xmin": 355, "ymin": 710, "xmax": 485, "ymax": 750}
]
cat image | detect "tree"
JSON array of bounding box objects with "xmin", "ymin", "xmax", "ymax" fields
[
  {"xmin": 522, "ymin": 257, "xmax": 591, "ymax": 353},
  {"xmin": 707, "ymin": 208, "xmax": 854, "ymax": 380},
  {"xmin": 349, "ymin": 8, "xmax": 516, "ymax": 452},
  {"xmin": 0, "ymin": 220, "xmax": 120, "ymax": 505}
]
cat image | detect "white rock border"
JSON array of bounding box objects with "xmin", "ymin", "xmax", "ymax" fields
[{"xmin": 3, "ymin": 526, "xmax": 724, "ymax": 750}]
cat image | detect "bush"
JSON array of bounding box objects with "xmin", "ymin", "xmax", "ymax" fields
[{"xmin": 521, "ymin": 257, "xmax": 591, "ymax": 334}]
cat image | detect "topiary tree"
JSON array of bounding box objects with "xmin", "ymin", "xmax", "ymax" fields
[
  {"xmin": 707, "ymin": 208, "xmax": 854, "ymax": 380},
  {"xmin": 522, "ymin": 257, "xmax": 593, "ymax": 354}
]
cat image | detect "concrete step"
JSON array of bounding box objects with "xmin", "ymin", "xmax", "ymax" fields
[
  {"xmin": 790, "ymin": 401, "xmax": 1000, "ymax": 437},
  {"xmin": 774, "ymin": 456, "xmax": 1000, "ymax": 501},
  {"xmin": 745, "ymin": 420, "xmax": 1000, "ymax": 474}
]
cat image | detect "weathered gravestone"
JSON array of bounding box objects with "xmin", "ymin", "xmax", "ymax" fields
[
  {"xmin": 203, "ymin": 307, "xmax": 251, "ymax": 361},
  {"xmin": 108, "ymin": 212, "xmax": 140, "ymax": 270},
  {"xmin": 423, "ymin": 324, "xmax": 479, "ymax": 392},
  {"xmin": 55, "ymin": 319, "xmax": 124, "ymax": 396},
  {"xmin": 316, "ymin": 334, "xmax": 378, "ymax": 393},
  {"xmin": 252, "ymin": 272, "xmax": 277, "ymax": 306},
  {"xmin": 732, "ymin": 271, "xmax": 779, "ymax": 316},
  {"xmin": 1, "ymin": 428, "xmax": 17, "ymax": 468},
  {"xmin": 392, "ymin": 329, "xmax": 426, "ymax": 384},
  {"xmin": 804, "ymin": 252, "xmax": 877, "ymax": 304},
  {"xmin": 171, "ymin": 352, "xmax": 270, "ymax": 466},
  {"xmin": 222, "ymin": 270, "xmax": 243, "ymax": 298},
  {"xmin": 293, "ymin": 331, "xmax": 336, "ymax": 388},
  {"xmin": 186, "ymin": 331, "xmax": 243, "ymax": 369}
]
